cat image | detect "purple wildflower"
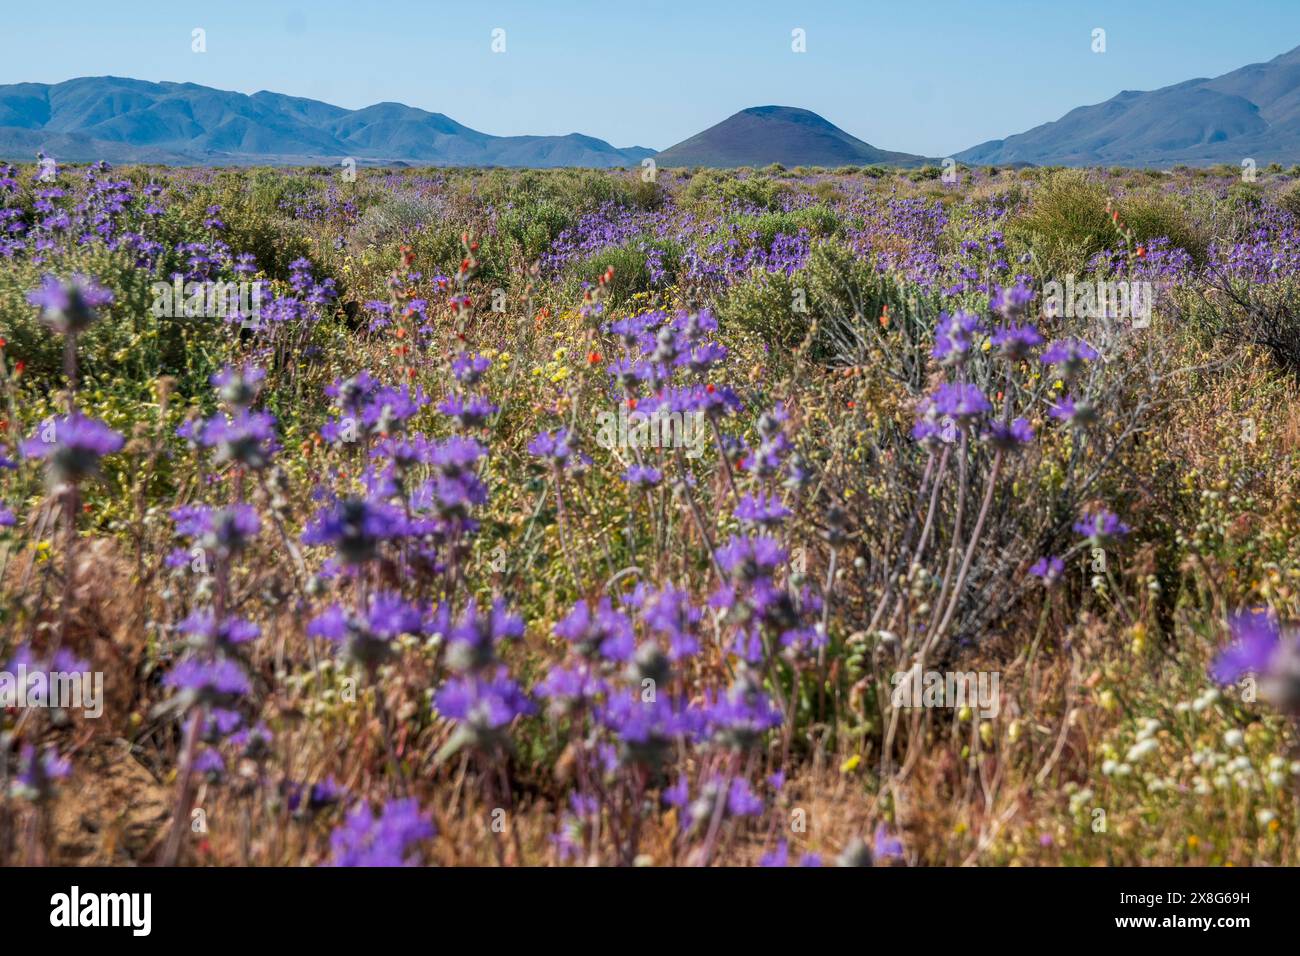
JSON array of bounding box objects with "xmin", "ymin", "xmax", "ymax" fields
[
  {"xmin": 443, "ymin": 599, "xmax": 525, "ymax": 673},
  {"xmin": 328, "ymin": 798, "xmax": 435, "ymax": 867},
  {"xmin": 528, "ymin": 427, "xmax": 572, "ymax": 464},
  {"xmin": 163, "ymin": 658, "xmax": 250, "ymax": 705},
  {"xmin": 983, "ymin": 417, "xmax": 1034, "ymax": 450},
  {"xmin": 991, "ymin": 322, "xmax": 1043, "ymax": 361},
  {"xmin": 931, "ymin": 310, "xmax": 982, "ymax": 364},
  {"xmin": 451, "ymin": 352, "xmax": 492, "ymax": 385},
  {"xmin": 434, "ymin": 667, "xmax": 535, "ymax": 747},
  {"xmin": 1029, "ymin": 555, "xmax": 1065, "ymax": 585},
  {"xmin": 22, "ymin": 413, "xmax": 123, "ymax": 482},
  {"xmin": 437, "ymin": 392, "xmax": 498, "ymax": 429},
  {"xmin": 1073, "ymin": 508, "xmax": 1131, "ymax": 543},
  {"xmin": 1211, "ymin": 610, "xmax": 1281, "ymax": 685},
  {"xmin": 874, "ymin": 824, "xmax": 905, "ymax": 862},
  {"xmin": 210, "ymin": 364, "xmax": 265, "ymax": 408},
  {"xmin": 1041, "ymin": 338, "xmax": 1099, "ymax": 375},
  {"xmin": 1048, "ymin": 394, "xmax": 1097, "ymax": 427},
  {"xmin": 555, "ymin": 598, "xmax": 635, "ymax": 662},
  {"xmin": 932, "ymin": 382, "xmax": 992, "ymax": 423},
  {"xmin": 989, "ymin": 283, "xmax": 1034, "ymax": 319},
  {"xmin": 177, "ymin": 610, "xmax": 261, "ymax": 652},
  {"xmin": 622, "ymin": 464, "xmax": 662, "ymax": 488},
  {"xmin": 734, "ymin": 493, "xmax": 792, "ymax": 528},
  {"xmin": 26, "ymin": 273, "xmax": 114, "ymax": 334},
  {"xmin": 302, "ymin": 497, "xmax": 407, "ymax": 564}
]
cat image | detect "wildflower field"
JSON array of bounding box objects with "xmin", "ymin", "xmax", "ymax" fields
[{"xmin": 1, "ymin": 157, "xmax": 1299, "ymax": 868}]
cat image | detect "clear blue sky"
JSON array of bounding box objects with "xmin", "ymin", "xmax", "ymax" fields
[{"xmin": 3, "ymin": 0, "xmax": 1298, "ymax": 155}]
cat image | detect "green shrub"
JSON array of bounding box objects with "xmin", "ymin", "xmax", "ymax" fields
[
  {"xmin": 802, "ymin": 241, "xmax": 943, "ymax": 384},
  {"xmin": 809, "ymin": 180, "xmax": 844, "ymax": 204},
  {"xmin": 683, "ymin": 171, "xmax": 793, "ymax": 211},
  {"xmin": 1118, "ymin": 191, "xmax": 1208, "ymax": 264},
  {"xmin": 497, "ymin": 201, "xmax": 575, "ymax": 264},
  {"xmin": 1225, "ymin": 181, "xmax": 1265, "ymax": 212},
  {"xmin": 1278, "ymin": 181, "xmax": 1300, "ymax": 218},
  {"xmin": 716, "ymin": 268, "xmax": 811, "ymax": 354},
  {"xmin": 0, "ymin": 246, "xmax": 229, "ymax": 392},
  {"xmin": 354, "ymin": 192, "xmax": 445, "ymax": 245},
  {"xmin": 908, "ymin": 165, "xmax": 944, "ymax": 182},
  {"xmin": 729, "ymin": 205, "xmax": 839, "ymax": 250},
  {"xmin": 1007, "ymin": 170, "xmax": 1113, "ymax": 274},
  {"xmin": 569, "ymin": 239, "xmax": 681, "ymax": 305}
]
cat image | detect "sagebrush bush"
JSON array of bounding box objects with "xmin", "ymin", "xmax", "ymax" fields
[
  {"xmin": 1119, "ymin": 190, "xmax": 1209, "ymax": 264},
  {"xmin": 1007, "ymin": 169, "xmax": 1113, "ymax": 274},
  {"xmin": 1278, "ymin": 180, "xmax": 1300, "ymax": 218}
]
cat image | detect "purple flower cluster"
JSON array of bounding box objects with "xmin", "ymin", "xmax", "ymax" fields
[
  {"xmin": 328, "ymin": 798, "xmax": 435, "ymax": 867},
  {"xmin": 22, "ymin": 413, "xmax": 124, "ymax": 482},
  {"xmin": 26, "ymin": 273, "xmax": 114, "ymax": 334}
]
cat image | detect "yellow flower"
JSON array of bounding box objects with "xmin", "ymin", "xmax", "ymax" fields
[
  {"xmin": 1130, "ymin": 623, "xmax": 1147, "ymax": 655},
  {"xmin": 840, "ymin": 754, "xmax": 861, "ymax": 774}
]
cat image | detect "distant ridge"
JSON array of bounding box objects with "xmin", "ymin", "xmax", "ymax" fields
[
  {"xmin": 654, "ymin": 106, "xmax": 928, "ymax": 168},
  {"xmin": 5, "ymin": 45, "xmax": 1300, "ymax": 172},
  {"xmin": 956, "ymin": 43, "xmax": 1300, "ymax": 167},
  {"xmin": 0, "ymin": 77, "xmax": 654, "ymax": 168}
]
